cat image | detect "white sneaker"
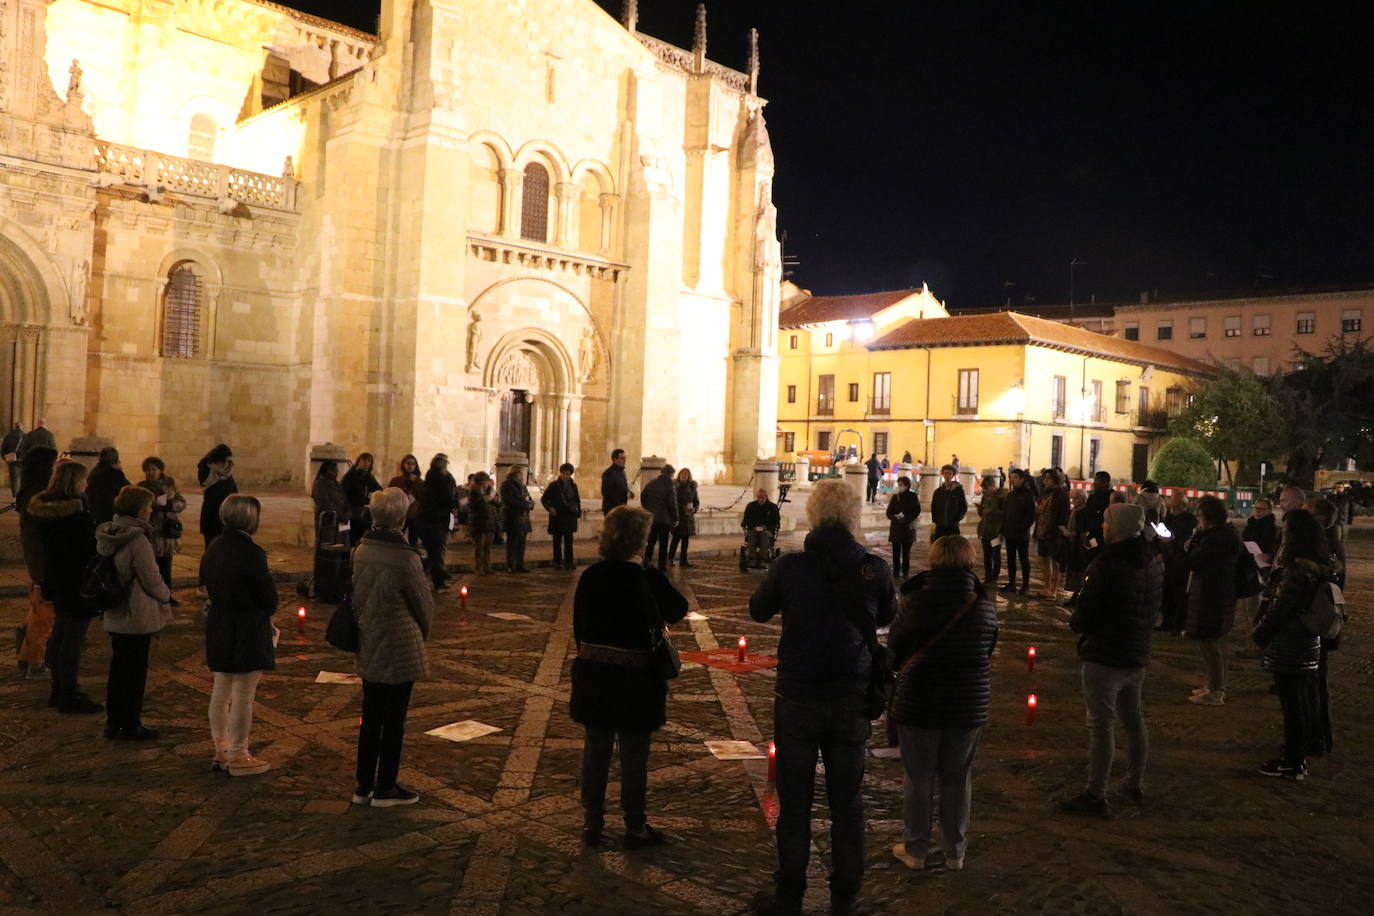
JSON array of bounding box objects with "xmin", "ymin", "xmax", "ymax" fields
[
  {"xmin": 891, "ymin": 842, "xmax": 922, "ymax": 870},
  {"xmin": 1188, "ymin": 689, "xmax": 1225, "ymax": 706},
  {"xmin": 1190, "ymin": 685, "xmax": 1209, "ymax": 696}
]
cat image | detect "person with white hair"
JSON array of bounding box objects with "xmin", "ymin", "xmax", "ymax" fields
[{"xmin": 749, "ymin": 479, "xmax": 896, "ymax": 915}]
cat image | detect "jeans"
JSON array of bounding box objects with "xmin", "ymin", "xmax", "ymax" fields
[
  {"xmin": 668, "ymin": 533, "xmax": 691, "ymax": 564},
  {"xmin": 46, "ymin": 615, "xmax": 92, "ymax": 701},
  {"xmin": 1081, "ymin": 662, "xmax": 1148, "ymax": 798},
  {"xmin": 209, "ymin": 670, "xmax": 262, "ymax": 759},
  {"xmin": 644, "ymin": 523, "xmax": 671, "ymax": 568},
  {"xmin": 773, "ymin": 695, "xmax": 870, "ymax": 906},
  {"xmin": 474, "ymin": 533, "xmax": 493, "ymax": 575},
  {"xmin": 1005, "ymin": 537, "xmax": 1030, "ymax": 587},
  {"xmin": 18, "ymin": 584, "xmax": 54, "ymax": 666},
  {"xmin": 356, "ymin": 680, "xmax": 415, "ymax": 792},
  {"xmin": 1197, "ymin": 639, "xmax": 1225, "ymax": 693},
  {"xmin": 1274, "ymin": 673, "xmax": 1319, "ymax": 767},
  {"xmin": 980, "ymin": 537, "xmax": 1002, "ymax": 586},
  {"xmin": 891, "ymin": 540, "xmax": 912, "ymax": 577},
  {"xmin": 552, "ymin": 532, "xmax": 574, "ymax": 566},
  {"xmin": 896, "ymin": 724, "xmax": 981, "ymax": 861},
  {"xmin": 580, "ymin": 725, "xmax": 651, "ymax": 830},
  {"xmin": 866, "ymin": 480, "xmax": 879, "ymax": 502},
  {"xmin": 419, "ymin": 526, "xmax": 449, "ymax": 585},
  {"xmin": 505, "ymin": 528, "xmax": 528, "ymax": 571},
  {"xmin": 105, "ymin": 632, "xmax": 152, "ymax": 730},
  {"xmin": 745, "ymin": 528, "xmax": 771, "ymax": 564}
]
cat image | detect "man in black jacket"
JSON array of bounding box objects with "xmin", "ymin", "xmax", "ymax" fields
[
  {"xmin": 864, "ymin": 453, "xmax": 881, "ymax": 503},
  {"xmin": 600, "ymin": 449, "xmax": 631, "ymax": 515},
  {"xmin": 742, "ymin": 488, "xmax": 781, "ymax": 567},
  {"xmin": 929, "ymin": 464, "xmax": 967, "ymax": 541},
  {"xmin": 1061, "ymin": 503, "xmax": 1162, "ymax": 818},
  {"xmin": 749, "ymin": 480, "xmax": 896, "ymax": 915},
  {"xmin": 999, "ymin": 469, "xmax": 1036, "ymax": 594}
]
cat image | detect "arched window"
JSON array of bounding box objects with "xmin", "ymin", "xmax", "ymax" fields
[
  {"xmin": 187, "ymin": 113, "xmax": 217, "ymax": 161},
  {"xmin": 520, "ymin": 162, "xmax": 550, "ymax": 243},
  {"xmin": 163, "ymin": 264, "xmax": 202, "ymax": 358}
]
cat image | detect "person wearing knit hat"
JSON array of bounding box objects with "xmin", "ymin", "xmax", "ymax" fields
[{"xmin": 1060, "ymin": 499, "xmax": 1162, "ymax": 818}]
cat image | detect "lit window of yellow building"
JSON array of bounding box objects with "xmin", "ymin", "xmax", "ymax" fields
[{"xmin": 778, "ymin": 291, "xmax": 1215, "ymax": 484}]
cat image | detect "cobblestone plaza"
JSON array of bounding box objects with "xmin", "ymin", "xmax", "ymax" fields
[{"xmin": 1, "ymin": 535, "xmax": 1370, "ymax": 914}]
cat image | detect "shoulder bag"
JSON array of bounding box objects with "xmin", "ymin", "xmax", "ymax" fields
[
  {"xmin": 836, "ymin": 558, "xmax": 897, "ymax": 720},
  {"xmin": 897, "ymin": 591, "xmax": 979, "ymax": 678}
]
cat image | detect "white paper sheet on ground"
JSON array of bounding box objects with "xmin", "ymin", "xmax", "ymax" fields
[
  {"xmin": 487, "ymin": 612, "xmax": 532, "ymax": 621},
  {"xmin": 687, "ymin": 612, "xmax": 709, "ymax": 621},
  {"xmin": 426, "ymin": 720, "xmax": 502, "ymax": 742},
  {"xmin": 315, "ymin": 671, "xmax": 361, "ymax": 685},
  {"xmin": 705, "ymin": 740, "xmax": 766, "ymax": 760}
]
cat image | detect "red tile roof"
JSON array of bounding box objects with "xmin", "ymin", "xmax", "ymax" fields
[
  {"xmin": 779, "ymin": 289, "xmax": 922, "ymax": 328},
  {"xmin": 868, "ymin": 311, "xmax": 1215, "ymax": 377}
]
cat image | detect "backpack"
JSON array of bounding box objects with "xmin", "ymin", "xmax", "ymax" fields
[
  {"xmin": 1299, "ymin": 580, "xmax": 1344, "ymax": 640},
  {"xmin": 79, "ymin": 553, "xmax": 132, "ymax": 612}
]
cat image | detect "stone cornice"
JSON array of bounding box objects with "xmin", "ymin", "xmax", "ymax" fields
[{"xmin": 466, "ymin": 234, "xmax": 628, "ymax": 282}]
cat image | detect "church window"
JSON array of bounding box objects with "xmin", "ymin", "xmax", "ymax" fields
[
  {"xmin": 847, "ymin": 382, "xmax": 860, "ymax": 402},
  {"xmin": 521, "ymin": 162, "xmax": 551, "ymax": 242},
  {"xmin": 188, "ymin": 113, "xmax": 217, "ymax": 161},
  {"xmin": 786, "ymin": 385, "xmax": 796, "ymax": 403},
  {"xmin": 163, "ymin": 265, "xmax": 203, "ymax": 358}
]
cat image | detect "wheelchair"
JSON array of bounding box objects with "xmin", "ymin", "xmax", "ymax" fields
[{"xmin": 739, "ymin": 523, "xmax": 782, "ymax": 571}]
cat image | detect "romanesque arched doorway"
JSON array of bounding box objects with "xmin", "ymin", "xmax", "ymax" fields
[
  {"xmin": 0, "ymin": 232, "xmax": 56, "ymax": 432},
  {"xmin": 483, "ymin": 330, "xmax": 580, "ymax": 483}
]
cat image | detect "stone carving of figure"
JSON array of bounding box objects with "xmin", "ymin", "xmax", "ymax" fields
[
  {"xmin": 578, "ymin": 326, "xmax": 599, "ymax": 383},
  {"xmin": 465, "ymin": 311, "xmax": 484, "ymax": 372},
  {"xmin": 67, "ymin": 60, "xmax": 83, "ymax": 99},
  {"xmin": 69, "ymin": 258, "xmax": 90, "ymax": 325},
  {"xmin": 282, "ymin": 155, "xmax": 295, "ymax": 179}
]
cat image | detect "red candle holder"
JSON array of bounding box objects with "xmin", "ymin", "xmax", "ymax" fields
[
  {"xmin": 296, "ymin": 606, "xmax": 307, "ymax": 633},
  {"xmin": 460, "ymin": 585, "xmax": 469, "ymax": 609},
  {"xmin": 1027, "ymin": 646, "xmax": 1037, "ymax": 672},
  {"xmin": 737, "ymin": 636, "xmax": 747, "ymax": 663},
  {"xmin": 767, "ymin": 740, "xmax": 777, "ymax": 781},
  {"xmin": 1026, "ymin": 693, "xmax": 1038, "ymax": 725}
]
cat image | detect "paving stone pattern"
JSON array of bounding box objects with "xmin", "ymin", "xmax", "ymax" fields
[{"xmin": 1, "ymin": 534, "xmax": 1372, "ymax": 914}]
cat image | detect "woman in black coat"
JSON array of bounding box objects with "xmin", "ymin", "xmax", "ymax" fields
[
  {"xmin": 16, "ymin": 445, "xmax": 58, "ymax": 676},
  {"xmin": 30, "ymin": 461, "xmax": 100, "ymax": 713},
  {"xmin": 571, "ymin": 506, "xmax": 687, "ymax": 851},
  {"xmin": 416, "ymin": 455, "xmax": 460, "ymax": 588},
  {"xmin": 342, "ymin": 453, "xmax": 383, "ymax": 544},
  {"xmin": 540, "ymin": 463, "xmax": 582, "ymax": 569},
  {"xmin": 887, "ymin": 535, "xmax": 998, "ymax": 871},
  {"xmin": 198, "ymin": 445, "xmax": 237, "ymax": 549},
  {"xmin": 1252, "ymin": 509, "xmax": 1329, "ymax": 781},
  {"xmin": 667, "ymin": 467, "xmax": 700, "ymax": 568},
  {"xmin": 201, "ymin": 495, "xmax": 278, "ymax": 776},
  {"xmin": 885, "ymin": 476, "xmax": 921, "ymax": 577},
  {"xmin": 1183, "ymin": 496, "xmax": 1243, "ymax": 706}
]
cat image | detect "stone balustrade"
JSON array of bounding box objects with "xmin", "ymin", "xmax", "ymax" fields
[{"xmin": 94, "ymin": 141, "xmax": 299, "ymax": 212}]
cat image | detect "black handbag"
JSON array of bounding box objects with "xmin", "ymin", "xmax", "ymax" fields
[
  {"xmin": 836, "ymin": 559, "xmax": 896, "ymax": 720},
  {"xmin": 162, "ymin": 515, "xmax": 183, "ymax": 539},
  {"xmin": 326, "ymin": 594, "xmax": 359, "ymax": 653}
]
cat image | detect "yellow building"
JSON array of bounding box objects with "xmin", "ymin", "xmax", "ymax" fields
[{"xmin": 777, "ymin": 295, "xmax": 1215, "ymax": 483}]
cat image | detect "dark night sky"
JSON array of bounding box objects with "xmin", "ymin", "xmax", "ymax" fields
[{"xmin": 294, "ymin": 1, "xmax": 1374, "ymax": 306}]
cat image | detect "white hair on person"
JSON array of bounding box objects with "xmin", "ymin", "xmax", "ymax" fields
[
  {"xmin": 368, "ymin": 486, "xmax": 411, "ymax": 529},
  {"xmin": 806, "ymin": 478, "xmax": 862, "ymax": 532}
]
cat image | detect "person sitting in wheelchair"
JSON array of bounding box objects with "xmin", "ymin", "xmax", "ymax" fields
[{"xmin": 741, "ymin": 489, "xmax": 781, "ymax": 568}]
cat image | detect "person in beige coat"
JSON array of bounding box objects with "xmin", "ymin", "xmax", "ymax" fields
[
  {"xmin": 352, "ymin": 487, "xmax": 434, "ymax": 807},
  {"xmin": 97, "ymin": 486, "xmax": 173, "ymax": 740}
]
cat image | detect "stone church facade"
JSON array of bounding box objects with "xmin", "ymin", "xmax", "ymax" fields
[{"xmin": 0, "ymin": 0, "xmax": 782, "ymax": 488}]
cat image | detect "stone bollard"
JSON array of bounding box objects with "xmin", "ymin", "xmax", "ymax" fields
[
  {"xmin": 307, "ymin": 442, "xmax": 348, "ymax": 495},
  {"xmin": 918, "ymin": 466, "xmax": 940, "ymax": 499},
  {"xmin": 754, "ymin": 460, "xmax": 781, "ymax": 504},
  {"xmin": 66, "ymin": 435, "xmax": 114, "ymax": 470},
  {"xmin": 636, "ymin": 454, "xmax": 667, "ymax": 504},
  {"xmin": 495, "ymin": 450, "xmax": 529, "ymax": 488},
  {"xmin": 958, "ymin": 468, "xmax": 978, "ymax": 493},
  {"xmin": 843, "ymin": 462, "xmax": 868, "ymax": 504},
  {"xmin": 794, "ymin": 455, "xmax": 811, "ymax": 488}
]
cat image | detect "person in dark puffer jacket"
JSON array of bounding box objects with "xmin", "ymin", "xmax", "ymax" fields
[
  {"xmin": 1252, "ymin": 508, "xmax": 1328, "ymax": 781},
  {"xmin": 1183, "ymin": 496, "xmax": 1243, "ymax": 706},
  {"xmin": 887, "ymin": 536, "xmax": 998, "ymax": 872},
  {"xmin": 999, "ymin": 469, "xmax": 1037, "ymax": 595},
  {"xmin": 1061, "ymin": 503, "xmax": 1161, "ymax": 818}
]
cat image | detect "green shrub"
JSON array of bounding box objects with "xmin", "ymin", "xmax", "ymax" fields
[{"xmin": 1148, "ymin": 438, "xmax": 1217, "ymax": 489}]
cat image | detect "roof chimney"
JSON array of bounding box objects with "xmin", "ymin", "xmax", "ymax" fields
[
  {"xmin": 1139, "ymin": 290, "xmax": 1150, "ymax": 305},
  {"xmin": 693, "ymin": 4, "xmax": 707, "ymax": 72}
]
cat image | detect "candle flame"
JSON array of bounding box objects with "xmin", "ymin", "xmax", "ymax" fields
[
  {"xmin": 1027, "ymin": 694, "xmax": 1037, "ymax": 706},
  {"xmin": 297, "ymin": 607, "xmax": 306, "ymax": 618}
]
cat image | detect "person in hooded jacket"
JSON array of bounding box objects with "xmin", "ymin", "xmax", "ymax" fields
[
  {"xmin": 97, "ymin": 486, "xmax": 173, "ymax": 739},
  {"xmin": 342, "ymin": 453, "xmax": 383, "ymax": 544},
  {"xmin": 1060, "ymin": 503, "xmax": 1162, "ymax": 818},
  {"xmin": 541, "ymin": 463, "xmax": 582, "ymax": 569},
  {"xmin": 885, "ymin": 476, "xmax": 921, "ymax": 577},
  {"xmin": 86, "ymin": 447, "xmax": 132, "ymax": 527},
  {"xmin": 1000, "ymin": 469, "xmax": 1037, "ymax": 595},
  {"xmin": 1182, "ymin": 496, "xmax": 1243, "ymax": 706},
  {"xmin": 31, "ymin": 461, "xmax": 101, "ymax": 713},
  {"xmin": 197, "ymin": 445, "xmax": 237, "ymax": 549},
  {"xmin": 16, "ymin": 446, "xmax": 58, "ymax": 678},
  {"xmin": 749, "ymin": 479, "xmax": 896, "ymax": 916},
  {"xmin": 1252, "ymin": 509, "xmax": 1330, "ymax": 780},
  {"xmin": 887, "ymin": 535, "xmax": 998, "ymax": 872}
]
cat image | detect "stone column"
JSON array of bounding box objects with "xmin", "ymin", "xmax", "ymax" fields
[
  {"xmin": 598, "ymin": 193, "xmax": 619, "ymax": 255},
  {"xmin": 554, "ymin": 182, "xmax": 576, "ymax": 248},
  {"xmin": 754, "ymin": 460, "xmax": 780, "ymax": 504},
  {"xmin": 499, "ymin": 168, "xmax": 522, "ymax": 238},
  {"xmin": 843, "ymin": 462, "xmax": 867, "ymax": 504}
]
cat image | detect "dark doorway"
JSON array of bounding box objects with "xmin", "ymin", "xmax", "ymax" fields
[
  {"xmin": 500, "ymin": 390, "xmax": 532, "ymax": 456},
  {"xmin": 1132, "ymin": 443, "xmax": 1150, "ymax": 483}
]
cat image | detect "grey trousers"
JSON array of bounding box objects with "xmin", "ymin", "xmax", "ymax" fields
[
  {"xmin": 1197, "ymin": 639, "xmax": 1226, "ymax": 692},
  {"xmin": 896, "ymin": 724, "xmax": 981, "ymax": 861},
  {"xmin": 1081, "ymin": 662, "xmax": 1148, "ymax": 798}
]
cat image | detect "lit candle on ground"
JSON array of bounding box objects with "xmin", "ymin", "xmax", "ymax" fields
[
  {"xmin": 767, "ymin": 740, "xmax": 777, "ymax": 781},
  {"xmin": 460, "ymin": 585, "xmax": 469, "ymax": 609},
  {"xmin": 1027, "ymin": 646, "xmax": 1037, "ymax": 672},
  {"xmin": 297, "ymin": 606, "xmax": 307, "ymax": 633},
  {"xmin": 1026, "ymin": 693, "xmax": 1037, "ymax": 725},
  {"xmin": 737, "ymin": 636, "xmax": 747, "ymax": 663}
]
